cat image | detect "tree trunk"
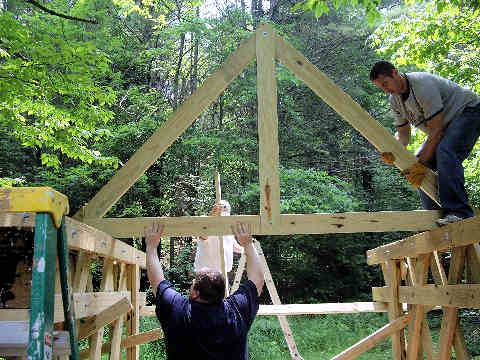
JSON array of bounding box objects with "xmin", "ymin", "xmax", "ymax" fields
[{"xmin": 173, "ymin": 33, "xmax": 186, "ymax": 107}]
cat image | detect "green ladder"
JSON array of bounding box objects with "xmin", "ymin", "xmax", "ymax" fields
[{"xmin": 0, "ymin": 187, "xmax": 79, "ymax": 360}]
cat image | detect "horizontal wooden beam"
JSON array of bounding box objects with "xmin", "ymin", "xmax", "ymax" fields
[
  {"xmin": 78, "ymin": 297, "xmax": 132, "ymax": 340},
  {"xmin": 140, "ymin": 302, "xmax": 407, "ymax": 318},
  {"xmin": 0, "ymin": 213, "xmax": 146, "ymax": 268},
  {"xmin": 373, "ymin": 285, "xmax": 480, "ymax": 308},
  {"xmin": 331, "ymin": 314, "xmax": 410, "ymax": 360},
  {"xmin": 367, "ymin": 215, "xmax": 480, "ymax": 265},
  {"xmin": 83, "ymin": 211, "xmax": 440, "ymax": 238},
  {"xmin": 0, "ymin": 291, "xmax": 146, "ymax": 323}
]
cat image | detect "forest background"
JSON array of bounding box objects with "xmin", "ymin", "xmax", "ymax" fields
[{"xmin": 1, "ymin": 0, "xmax": 480, "ymax": 358}]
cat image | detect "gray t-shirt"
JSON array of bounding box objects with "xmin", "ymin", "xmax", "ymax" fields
[{"xmin": 390, "ymin": 72, "xmax": 480, "ymax": 133}]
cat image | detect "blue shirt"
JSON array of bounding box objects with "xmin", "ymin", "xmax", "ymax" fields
[{"xmin": 155, "ymin": 279, "xmax": 259, "ymax": 360}]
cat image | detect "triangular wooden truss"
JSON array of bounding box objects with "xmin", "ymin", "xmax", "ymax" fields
[{"xmin": 76, "ymin": 23, "xmax": 441, "ymax": 237}]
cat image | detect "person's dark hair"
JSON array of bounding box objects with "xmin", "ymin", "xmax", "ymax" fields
[
  {"xmin": 370, "ymin": 60, "xmax": 397, "ymax": 81},
  {"xmin": 193, "ymin": 269, "xmax": 225, "ymax": 304}
]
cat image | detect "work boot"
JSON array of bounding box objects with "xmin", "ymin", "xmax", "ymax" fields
[{"xmin": 436, "ymin": 214, "xmax": 463, "ymax": 227}]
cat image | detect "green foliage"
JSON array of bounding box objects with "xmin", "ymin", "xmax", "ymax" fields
[{"xmin": 0, "ymin": 8, "xmax": 118, "ymax": 168}]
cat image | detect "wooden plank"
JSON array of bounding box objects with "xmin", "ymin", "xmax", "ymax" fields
[
  {"xmin": 73, "ymin": 252, "xmax": 92, "ymax": 292},
  {"xmin": 254, "ymin": 241, "xmax": 302, "ymax": 359},
  {"xmin": 381, "ymin": 260, "xmax": 406, "ymax": 360},
  {"xmin": 466, "ymin": 243, "xmax": 480, "ymax": 284},
  {"xmin": 0, "ymin": 213, "xmax": 147, "ymax": 267},
  {"xmin": 256, "ymin": 23, "xmax": 281, "ymax": 228},
  {"xmin": 372, "ymin": 284, "xmax": 480, "ymax": 308},
  {"xmin": 231, "ymin": 252, "xmax": 246, "ymax": 293},
  {"xmin": 331, "ymin": 314, "xmax": 410, "ymax": 360},
  {"xmin": 127, "ymin": 265, "xmax": 140, "ymax": 360},
  {"xmin": 257, "ymin": 302, "xmax": 401, "ymax": 315},
  {"xmin": 367, "ymin": 216, "xmax": 480, "ymax": 265},
  {"xmin": 77, "ymin": 297, "xmax": 131, "ymax": 340},
  {"xmin": 122, "ymin": 328, "xmax": 163, "ymax": 348},
  {"xmin": 406, "ymin": 254, "xmax": 430, "ymax": 360},
  {"xmin": 78, "ymin": 329, "xmax": 164, "ymax": 360},
  {"xmin": 66, "ymin": 217, "xmax": 146, "ymax": 268},
  {"xmin": 274, "ymin": 34, "xmax": 439, "ymax": 204},
  {"xmin": 438, "ymin": 247, "xmax": 466, "ymax": 360},
  {"xmin": 76, "ymin": 34, "xmax": 257, "ymax": 220},
  {"xmin": 139, "ymin": 301, "xmax": 408, "ymax": 317},
  {"xmin": 82, "ymin": 210, "xmax": 440, "ymax": 238}
]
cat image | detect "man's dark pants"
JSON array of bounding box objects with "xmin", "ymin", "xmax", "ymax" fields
[{"xmin": 419, "ymin": 103, "xmax": 480, "ymax": 218}]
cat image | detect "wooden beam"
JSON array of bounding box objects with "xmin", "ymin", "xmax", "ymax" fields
[
  {"xmin": 76, "ymin": 34, "xmax": 257, "ymax": 219},
  {"xmin": 381, "ymin": 260, "xmax": 406, "ymax": 360},
  {"xmin": 82, "ymin": 210, "xmax": 440, "ymax": 238},
  {"xmin": 79, "ymin": 329, "xmax": 164, "ymax": 360},
  {"xmin": 331, "ymin": 314, "xmax": 410, "ymax": 360},
  {"xmin": 438, "ymin": 247, "xmax": 466, "ymax": 360},
  {"xmin": 139, "ymin": 301, "xmax": 408, "ymax": 318},
  {"xmin": 366, "ymin": 216, "xmax": 480, "ymax": 265},
  {"xmin": 372, "ymin": 284, "xmax": 480, "ymax": 308},
  {"xmin": 127, "ymin": 265, "xmax": 140, "ymax": 360},
  {"xmin": 231, "ymin": 252, "xmax": 246, "ymax": 293},
  {"xmin": 122, "ymin": 328, "xmax": 163, "ymax": 348},
  {"xmin": 256, "ymin": 23, "xmax": 281, "ymax": 228},
  {"xmin": 0, "ymin": 213, "xmax": 146, "ymax": 267},
  {"xmin": 77, "ymin": 297, "xmax": 132, "ymax": 340},
  {"xmin": 273, "ymin": 34, "xmax": 439, "ymax": 205},
  {"xmin": 406, "ymin": 254, "xmax": 430, "ymax": 360}
]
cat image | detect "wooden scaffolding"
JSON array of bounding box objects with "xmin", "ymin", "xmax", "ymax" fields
[{"xmin": 1, "ymin": 23, "xmax": 479, "ymax": 360}]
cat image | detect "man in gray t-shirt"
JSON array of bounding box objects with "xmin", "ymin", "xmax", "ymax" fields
[{"xmin": 370, "ymin": 60, "xmax": 480, "ymax": 226}]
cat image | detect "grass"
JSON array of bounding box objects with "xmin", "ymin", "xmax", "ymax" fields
[{"xmin": 138, "ymin": 311, "xmax": 480, "ymax": 359}]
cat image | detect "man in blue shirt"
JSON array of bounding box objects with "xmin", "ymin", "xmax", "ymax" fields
[{"xmin": 145, "ymin": 222, "xmax": 264, "ymax": 359}]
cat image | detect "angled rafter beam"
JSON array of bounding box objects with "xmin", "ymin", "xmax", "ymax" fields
[
  {"xmin": 367, "ymin": 215, "xmax": 480, "ymax": 265},
  {"xmin": 75, "ymin": 34, "xmax": 257, "ymax": 220},
  {"xmin": 81, "ymin": 210, "xmax": 440, "ymax": 238},
  {"xmin": 273, "ymin": 34, "xmax": 439, "ymax": 205},
  {"xmin": 78, "ymin": 297, "xmax": 132, "ymax": 340},
  {"xmin": 331, "ymin": 314, "xmax": 410, "ymax": 360},
  {"xmin": 256, "ymin": 23, "xmax": 281, "ymax": 227}
]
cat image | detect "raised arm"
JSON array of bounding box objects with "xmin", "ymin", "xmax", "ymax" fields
[
  {"xmin": 145, "ymin": 223, "xmax": 165, "ymax": 296},
  {"xmin": 231, "ymin": 222, "xmax": 264, "ymax": 296}
]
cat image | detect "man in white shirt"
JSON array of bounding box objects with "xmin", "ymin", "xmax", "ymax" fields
[{"xmin": 194, "ymin": 200, "xmax": 243, "ymax": 272}]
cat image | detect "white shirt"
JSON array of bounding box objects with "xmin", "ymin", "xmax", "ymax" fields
[{"xmin": 194, "ymin": 235, "xmax": 235, "ymax": 272}]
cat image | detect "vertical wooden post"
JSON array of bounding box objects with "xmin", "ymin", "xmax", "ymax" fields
[
  {"xmin": 127, "ymin": 264, "xmax": 140, "ymax": 360},
  {"xmin": 111, "ymin": 262, "xmax": 126, "ymax": 360},
  {"xmin": 437, "ymin": 247, "xmax": 467, "ymax": 360},
  {"xmin": 256, "ymin": 23, "xmax": 280, "ymax": 229},
  {"xmin": 406, "ymin": 254, "xmax": 430, "ymax": 360},
  {"xmin": 381, "ymin": 260, "xmax": 406, "ymax": 360},
  {"xmin": 215, "ymin": 171, "xmax": 229, "ymax": 296}
]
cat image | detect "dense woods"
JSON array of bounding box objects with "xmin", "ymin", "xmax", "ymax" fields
[{"xmin": 2, "ymin": 0, "xmax": 480, "ymax": 318}]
